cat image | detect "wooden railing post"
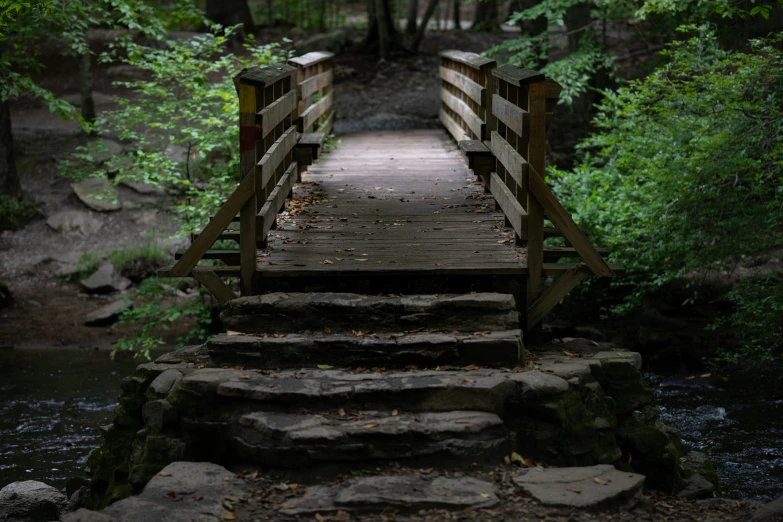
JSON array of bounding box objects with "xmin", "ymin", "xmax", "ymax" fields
[
  {"xmin": 438, "ymin": 50, "xmax": 496, "ymax": 143},
  {"xmin": 288, "ymin": 52, "xmax": 335, "ymax": 135}
]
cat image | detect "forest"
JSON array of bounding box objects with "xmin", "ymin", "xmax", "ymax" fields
[{"xmin": 0, "ymin": 0, "xmax": 782, "ymax": 520}]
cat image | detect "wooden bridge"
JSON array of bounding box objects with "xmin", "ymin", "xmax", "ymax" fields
[{"xmin": 161, "ymin": 50, "xmax": 622, "ymax": 332}]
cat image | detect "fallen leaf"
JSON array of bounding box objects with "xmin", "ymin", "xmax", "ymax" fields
[
  {"xmin": 480, "ymin": 493, "xmax": 492, "ymax": 498},
  {"xmin": 159, "ymin": 472, "xmax": 171, "ymax": 477},
  {"xmin": 322, "ymin": 259, "xmax": 333, "ymax": 264},
  {"xmin": 392, "ymin": 409, "xmax": 399, "ymax": 416},
  {"xmin": 167, "ymin": 491, "xmax": 176, "ymax": 498},
  {"xmin": 317, "ymin": 364, "xmax": 333, "ymax": 370},
  {"xmin": 239, "ymin": 375, "xmax": 250, "ymax": 380},
  {"xmin": 222, "ymin": 500, "xmax": 234, "ymax": 511},
  {"xmin": 362, "ymin": 423, "xmax": 378, "ymax": 429},
  {"xmin": 593, "ymin": 477, "xmax": 608, "ymax": 485},
  {"xmin": 288, "ymin": 483, "xmax": 298, "ymax": 490},
  {"xmin": 510, "ymin": 452, "xmax": 524, "ymax": 465},
  {"xmin": 504, "ymin": 455, "xmax": 511, "ymax": 465},
  {"xmin": 700, "ymin": 373, "xmax": 712, "ymax": 378},
  {"xmin": 221, "ymin": 515, "xmax": 237, "ymax": 521},
  {"xmin": 685, "ymin": 375, "xmax": 696, "ymax": 380},
  {"xmin": 338, "ymin": 408, "xmax": 346, "ymax": 416},
  {"xmin": 565, "ymin": 487, "xmax": 582, "ymax": 494}
]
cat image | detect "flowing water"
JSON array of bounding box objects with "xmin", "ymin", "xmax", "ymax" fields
[{"xmin": 1, "ymin": 349, "xmax": 781, "ymax": 502}]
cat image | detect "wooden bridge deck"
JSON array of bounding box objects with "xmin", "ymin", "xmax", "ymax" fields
[{"xmin": 259, "ymin": 129, "xmax": 524, "ymax": 278}]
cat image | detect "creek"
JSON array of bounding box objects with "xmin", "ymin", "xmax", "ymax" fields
[{"xmin": 0, "ymin": 349, "xmax": 780, "ymax": 502}]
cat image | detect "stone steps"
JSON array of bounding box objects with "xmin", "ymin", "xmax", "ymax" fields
[
  {"xmin": 231, "ymin": 410, "xmax": 510, "ymax": 467},
  {"xmin": 219, "ymin": 292, "xmax": 521, "ymax": 335},
  {"xmin": 207, "ymin": 329, "xmax": 523, "ymax": 368}
]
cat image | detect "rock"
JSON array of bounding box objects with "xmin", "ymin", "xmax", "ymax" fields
[
  {"xmin": 615, "ymin": 412, "xmax": 684, "ymax": 492},
  {"xmin": 61, "ymin": 508, "xmax": 116, "ymax": 522},
  {"xmin": 84, "ymin": 300, "xmax": 132, "ymax": 326},
  {"xmin": 80, "ymin": 264, "xmax": 131, "ymax": 294},
  {"xmin": 295, "ymin": 29, "xmax": 350, "ymax": 55},
  {"xmin": 0, "ymin": 480, "xmax": 66, "ymax": 522},
  {"xmin": 681, "ymin": 450, "xmax": 719, "ymax": 490},
  {"xmin": 513, "ymin": 465, "xmax": 644, "ymax": 509},
  {"xmin": 119, "ymin": 180, "xmax": 165, "ymax": 196},
  {"xmin": 678, "ymin": 473, "xmax": 715, "ymax": 499},
  {"xmin": 61, "ymin": 508, "xmax": 115, "ymax": 522},
  {"xmin": 282, "ymin": 475, "xmax": 498, "ymax": 515},
  {"xmin": 46, "ymin": 210, "xmax": 103, "ymax": 235},
  {"xmin": 752, "ymin": 495, "xmax": 783, "ymax": 521},
  {"xmin": 71, "ymin": 178, "xmax": 122, "ymax": 212},
  {"xmin": 148, "ymin": 369, "xmax": 183, "ymax": 398},
  {"xmin": 92, "ymin": 462, "xmax": 246, "ymax": 521},
  {"xmin": 141, "ymin": 400, "xmax": 177, "ymax": 433},
  {"xmin": 233, "ymin": 410, "xmax": 508, "ymax": 467},
  {"xmin": 81, "ymin": 139, "xmax": 125, "ymax": 165}
]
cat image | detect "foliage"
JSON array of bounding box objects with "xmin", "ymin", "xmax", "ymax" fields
[
  {"xmin": 549, "ymin": 26, "xmax": 783, "ymax": 359},
  {"xmin": 108, "ymin": 243, "xmax": 168, "ymax": 270},
  {"xmin": 66, "ymin": 250, "xmax": 102, "ymax": 282},
  {"xmin": 61, "ymin": 26, "xmax": 292, "ymax": 237},
  {"xmin": 0, "ymin": 194, "xmax": 35, "ymax": 230},
  {"xmin": 113, "ymin": 277, "xmax": 213, "ymax": 359}
]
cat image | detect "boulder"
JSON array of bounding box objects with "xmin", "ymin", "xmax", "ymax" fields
[
  {"xmin": 84, "ymin": 300, "xmax": 132, "ymax": 326},
  {"xmin": 512, "ymin": 465, "xmax": 644, "ymax": 509},
  {"xmin": 752, "ymin": 495, "xmax": 783, "ymax": 521},
  {"xmin": 119, "ymin": 181, "xmax": 165, "ymax": 196},
  {"xmin": 148, "ymin": 369, "xmax": 183, "ymax": 398},
  {"xmin": 71, "ymin": 178, "xmax": 121, "ymax": 212},
  {"xmin": 0, "ymin": 480, "xmax": 66, "ymax": 522},
  {"xmin": 282, "ymin": 475, "xmax": 498, "ymax": 515},
  {"xmin": 80, "ymin": 264, "xmax": 131, "ymax": 294},
  {"xmin": 677, "ymin": 473, "xmax": 715, "ymax": 500},
  {"xmin": 46, "ymin": 210, "xmax": 103, "ymax": 236}
]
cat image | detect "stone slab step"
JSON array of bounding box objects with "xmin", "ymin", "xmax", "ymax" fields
[
  {"xmin": 220, "ymin": 292, "xmax": 520, "ymax": 335},
  {"xmin": 513, "ymin": 464, "xmax": 645, "ymax": 509},
  {"xmin": 231, "ymin": 410, "xmax": 509, "ymax": 467},
  {"xmin": 178, "ymin": 366, "xmax": 571, "ymax": 415},
  {"xmin": 280, "ymin": 475, "xmax": 498, "ymax": 515},
  {"xmin": 207, "ymin": 329, "xmax": 524, "ymax": 368}
]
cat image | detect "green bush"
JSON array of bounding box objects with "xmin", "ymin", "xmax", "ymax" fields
[
  {"xmin": 0, "ymin": 195, "xmax": 36, "ymax": 231},
  {"xmin": 549, "ymin": 26, "xmax": 783, "ymax": 360}
]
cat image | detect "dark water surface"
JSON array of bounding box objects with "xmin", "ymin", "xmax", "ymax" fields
[
  {"xmin": 0, "ymin": 350, "xmax": 143, "ymax": 490},
  {"xmin": 648, "ymin": 372, "xmax": 783, "ymax": 502},
  {"xmin": 1, "ymin": 350, "xmax": 781, "ymax": 502}
]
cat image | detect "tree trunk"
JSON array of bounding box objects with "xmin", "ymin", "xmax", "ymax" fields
[
  {"xmin": 411, "ymin": 0, "xmax": 438, "ymax": 50},
  {"xmin": 206, "ymin": 0, "xmax": 256, "ymax": 39},
  {"xmin": 79, "ymin": 53, "xmax": 96, "ymax": 128},
  {"xmin": 0, "ymin": 98, "xmax": 21, "ymax": 199},
  {"xmin": 510, "ymin": 0, "xmax": 546, "ymax": 36},
  {"xmin": 406, "ymin": 0, "xmax": 417, "ymax": 35},
  {"xmin": 453, "ymin": 0, "xmax": 460, "ymax": 30},
  {"xmin": 471, "ymin": 0, "xmax": 499, "ymax": 31},
  {"xmin": 564, "ymin": 1, "xmax": 591, "ymax": 52},
  {"xmin": 366, "ymin": 0, "xmax": 400, "ymax": 56}
]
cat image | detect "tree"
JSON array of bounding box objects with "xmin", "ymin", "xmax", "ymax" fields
[
  {"xmin": 206, "ymin": 0, "xmax": 255, "ymax": 39},
  {"xmin": 472, "ymin": 0, "xmax": 499, "ymax": 31},
  {"xmin": 366, "ymin": 0, "xmax": 401, "ymax": 56},
  {"xmin": 406, "ymin": 0, "xmax": 418, "ymax": 35},
  {"xmin": 411, "ymin": 0, "xmax": 438, "ymax": 50}
]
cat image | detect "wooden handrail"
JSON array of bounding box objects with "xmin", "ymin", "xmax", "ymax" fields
[
  {"xmin": 288, "ymin": 52, "xmax": 335, "ymax": 135},
  {"xmin": 439, "ymin": 50, "xmax": 496, "ymax": 142}
]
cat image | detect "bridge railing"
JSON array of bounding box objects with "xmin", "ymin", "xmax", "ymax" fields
[
  {"xmin": 438, "ymin": 50, "xmax": 496, "ymax": 143},
  {"xmin": 289, "ymin": 51, "xmax": 335, "ymax": 135},
  {"xmin": 163, "ymin": 63, "xmax": 302, "ymax": 300}
]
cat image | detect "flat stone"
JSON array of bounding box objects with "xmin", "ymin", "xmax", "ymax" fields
[
  {"xmin": 0, "ymin": 480, "xmax": 66, "ymax": 522},
  {"xmin": 119, "ymin": 180, "xmax": 166, "ymax": 196},
  {"xmin": 593, "ymin": 351, "xmax": 643, "ymax": 372},
  {"xmin": 61, "ymin": 508, "xmax": 116, "ymax": 522},
  {"xmin": 148, "ymin": 369, "xmax": 183, "ymax": 397},
  {"xmin": 233, "ymin": 410, "xmax": 508, "ymax": 467},
  {"xmin": 142, "ymin": 399, "xmax": 177, "ymax": 433},
  {"xmin": 100, "ymin": 461, "xmax": 247, "ymax": 522},
  {"xmin": 72, "ymin": 177, "xmax": 121, "ymax": 212},
  {"xmin": 752, "ymin": 495, "xmax": 783, "ymax": 521},
  {"xmin": 207, "ymin": 330, "xmax": 522, "ymax": 368},
  {"xmin": 282, "ymin": 475, "xmax": 498, "ymax": 515},
  {"xmin": 82, "ymin": 139, "xmax": 125, "ymax": 165},
  {"xmin": 84, "ymin": 300, "xmax": 132, "ymax": 326},
  {"xmin": 508, "ymin": 371, "xmax": 570, "ymax": 398},
  {"xmin": 678, "ymin": 473, "xmax": 715, "ymax": 500},
  {"xmin": 46, "ymin": 210, "xmax": 103, "ymax": 235},
  {"xmin": 513, "ymin": 464, "xmax": 644, "ymax": 509},
  {"xmin": 80, "ymin": 263, "xmax": 131, "ymax": 294},
  {"xmin": 437, "ymin": 293, "xmax": 517, "ymax": 310}
]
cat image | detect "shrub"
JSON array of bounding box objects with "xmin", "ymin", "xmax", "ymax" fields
[{"xmin": 549, "ymin": 26, "xmax": 783, "ymax": 359}]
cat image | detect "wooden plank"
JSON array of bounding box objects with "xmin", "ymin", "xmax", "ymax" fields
[
  {"xmin": 439, "ymin": 66, "xmax": 485, "ymax": 105},
  {"xmin": 237, "ymin": 64, "xmax": 297, "ymax": 88},
  {"xmin": 490, "ymin": 131, "xmax": 528, "ymax": 188},
  {"xmin": 526, "ymin": 264, "xmax": 589, "ymax": 329},
  {"xmin": 299, "ymin": 69, "xmax": 333, "ymax": 99},
  {"xmin": 300, "ymin": 90, "xmax": 334, "ymax": 132},
  {"xmin": 175, "ymin": 249, "xmax": 240, "ymax": 263},
  {"xmin": 258, "ymin": 162, "xmax": 298, "ymax": 240},
  {"xmin": 240, "ymin": 190, "xmax": 257, "ymax": 295},
  {"xmin": 528, "ymin": 164, "xmax": 615, "ymax": 277},
  {"xmin": 318, "ymin": 109, "xmax": 335, "ymax": 136},
  {"xmin": 543, "ymin": 246, "xmax": 608, "ymax": 261},
  {"xmin": 492, "ymin": 64, "xmax": 545, "ymax": 86},
  {"xmin": 439, "ymin": 108, "xmax": 470, "ymax": 142},
  {"xmin": 526, "ymin": 82, "xmax": 547, "ymax": 308},
  {"xmin": 493, "ymin": 94, "xmax": 526, "ymax": 138},
  {"xmin": 439, "ymin": 50, "xmax": 495, "ymax": 70},
  {"xmin": 258, "ymin": 90, "xmax": 297, "ymax": 138},
  {"xmin": 159, "ymin": 265, "xmax": 241, "ymax": 278},
  {"xmin": 458, "ymin": 140, "xmax": 491, "ymax": 157},
  {"xmin": 289, "ymin": 51, "xmax": 334, "ymax": 69},
  {"xmin": 167, "ymin": 171, "xmax": 256, "ymax": 277},
  {"xmin": 258, "ymin": 126, "xmax": 297, "ymax": 191},
  {"xmin": 193, "ymin": 270, "xmax": 236, "ymax": 305},
  {"xmin": 490, "ymin": 172, "xmax": 526, "ymax": 240},
  {"xmin": 440, "ymin": 87, "xmax": 484, "ymax": 139}
]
